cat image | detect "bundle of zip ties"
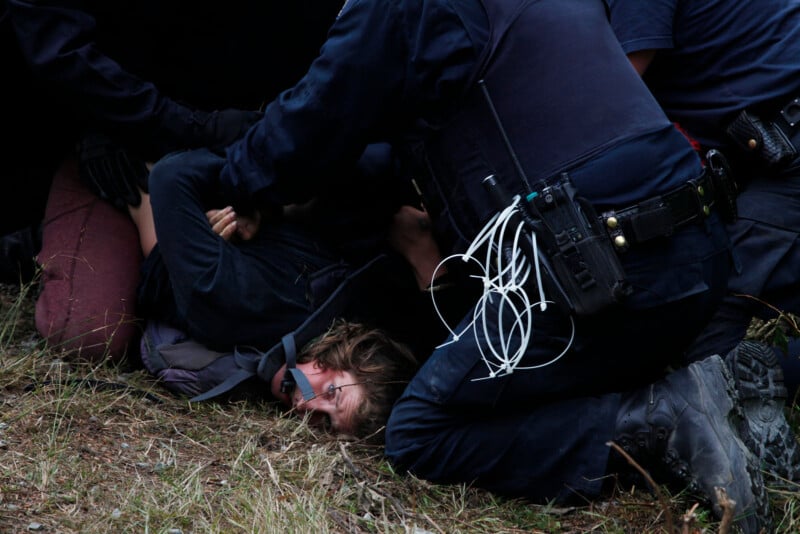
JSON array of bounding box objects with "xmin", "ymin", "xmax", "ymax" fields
[{"xmin": 429, "ymin": 196, "xmax": 574, "ymax": 380}]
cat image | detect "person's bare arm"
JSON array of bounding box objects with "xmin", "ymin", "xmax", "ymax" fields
[
  {"xmin": 389, "ymin": 205, "xmax": 447, "ymax": 290},
  {"xmin": 128, "ymin": 191, "xmax": 157, "ymax": 257},
  {"xmin": 627, "ymin": 49, "xmax": 656, "ymax": 76}
]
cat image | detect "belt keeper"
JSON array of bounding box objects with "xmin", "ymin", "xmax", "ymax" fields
[
  {"xmin": 627, "ymin": 201, "xmax": 674, "ymax": 242},
  {"xmin": 601, "ymin": 211, "xmax": 630, "ymax": 252},
  {"xmin": 686, "ymin": 176, "xmax": 714, "ymax": 218}
]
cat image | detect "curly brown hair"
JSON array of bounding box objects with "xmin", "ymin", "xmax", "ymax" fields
[{"xmin": 298, "ymin": 320, "xmax": 418, "ymax": 440}]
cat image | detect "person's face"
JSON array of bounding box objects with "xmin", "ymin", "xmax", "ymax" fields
[{"xmin": 289, "ymin": 361, "xmax": 364, "ymax": 434}]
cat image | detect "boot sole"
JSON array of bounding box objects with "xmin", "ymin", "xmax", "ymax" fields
[
  {"xmin": 725, "ymin": 340, "xmax": 800, "ymax": 483},
  {"xmin": 683, "ymin": 355, "xmax": 773, "ymax": 534}
]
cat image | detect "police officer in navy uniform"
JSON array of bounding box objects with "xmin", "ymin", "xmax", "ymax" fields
[
  {"xmin": 606, "ymin": 0, "xmax": 800, "ymax": 382},
  {"xmin": 144, "ymin": 0, "xmax": 798, "ymax": 530},
  {"xmin": 607, "ymin": 0, "xmax": 800, "ymax": 481}
]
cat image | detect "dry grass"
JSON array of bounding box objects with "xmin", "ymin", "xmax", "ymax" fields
[{"xmin": 1, "ymin": 282, "xmax": 798, "ymax": 534}]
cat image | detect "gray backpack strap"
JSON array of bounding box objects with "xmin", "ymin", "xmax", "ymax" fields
[
  {"xmin": 280, "ymin": 333, "xmax": 315, "ymax": 401},
  {"xmin": 286, "ymin": 369, "xmax": 315, "ymax": 401},
  {"xmin": 188, "ymin": 347, "xmax": 261, "ymax": 401}
]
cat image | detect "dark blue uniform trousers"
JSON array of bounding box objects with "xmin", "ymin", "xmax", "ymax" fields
[
  {"xmin": 686, "ymin": 165, "xmax": 800, "ymax": 395},
  {"xmin": 385, "ymin": 216, "xmax": 731, "ymax": 503}
]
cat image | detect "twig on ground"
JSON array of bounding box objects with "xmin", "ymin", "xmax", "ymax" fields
[
  {"xmin": 339, "ymin": 442, "xmax": 365, "ymax": 479},
  {"xmin": 681, "ymin": 502, "xmax": 699, "ymax": 534},
  {"xmin": 607, "ymin": 440, "xmax": 674, "ymax": 534},
  {"xmin": 422, "ymin": 512, "xmax": 447, "ymax": 534},
  {"xmin": 328, "ymin": 508, "xmax": 355, "ymax": 533},
  {"xmin": 714, "ymin": 486, "xmax": 736, "ymax": 534}
]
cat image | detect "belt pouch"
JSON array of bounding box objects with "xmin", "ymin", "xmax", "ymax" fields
[
  {"xmin": 528, "ymin": 174, "xmax": 631, "ymax": 315},
  {"xmin": 725, "ymin": 108, "xmax": 796, "ymax": 170}
]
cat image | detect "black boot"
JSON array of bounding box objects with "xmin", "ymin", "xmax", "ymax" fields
[
  {"xmin": 613, "ymin": 355, "xmax": 772, "ymax": 534},
  {"xmin": 725, "ymin": 339, "xmax": 800, "ymax": 483}
]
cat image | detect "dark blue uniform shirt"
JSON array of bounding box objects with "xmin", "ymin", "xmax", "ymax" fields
[
  {"xmin": 608, "ymin": 0, "xmax": 800, "ymax": 149},
  {"xmin": 222, "ymin": 0, "xmax": 699, "ymax": 211},
  {"xmin": 222, "ymin": 0, "xmax": 488, "ymax": 208}
]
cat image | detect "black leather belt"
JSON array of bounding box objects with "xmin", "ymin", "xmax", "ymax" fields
[{"xmin": 599, "ymin": 169, "xmax": 715, "ymax": 251}]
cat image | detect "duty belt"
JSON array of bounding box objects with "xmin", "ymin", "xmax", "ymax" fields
[{"xmin": 600, "ymin": 169, "xmax": 715, "ymax": 252}]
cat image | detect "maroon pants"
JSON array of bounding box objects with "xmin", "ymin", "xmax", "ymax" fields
[{"xmin": 35, "ymin": 157, "xmax": 143, "ymax": 363}]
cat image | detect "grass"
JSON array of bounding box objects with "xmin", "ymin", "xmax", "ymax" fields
[{"xmin": 1, "ymin": 281, "xmax": 799, "ymax": 533}]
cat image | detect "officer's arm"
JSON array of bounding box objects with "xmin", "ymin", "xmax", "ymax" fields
[
  {"xmin": 627, "ymin": 49, "xmax": 656, "ymax": 75},
  {"xmin": 605, "ymin": 0, "xmax": 674, "ymax": 76},
  {"xmin": 6, "ymin": 0, "xmax": 243, "ymax": 159},
  {"xmin": 220, "ymin": 0, "xmax": 480, "ymax": 210}
]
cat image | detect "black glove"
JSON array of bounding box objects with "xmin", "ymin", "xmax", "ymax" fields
[
  {"xmin": 78, "ymin": 132, "xmax": 149, "ymax": 210},
  {"xmin": 191, "ymin": 109, "xmax": 263, "ymax": 151}
]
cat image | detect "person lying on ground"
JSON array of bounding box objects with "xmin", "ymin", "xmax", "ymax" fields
[{"xmin": 128, "ymin": 148, "xmax": 485, "ymax": 437}]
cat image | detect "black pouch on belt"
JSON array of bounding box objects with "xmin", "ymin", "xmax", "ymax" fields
[
  {"xmin": 528, "ymin": 174, "xmax": 632, "ymax": 316},
  {"xmin": 485, "ymin": 173, "xmax": 631, "ymax": 316},
  {"xmin": 725, "ymin": 108, "xmax": 797, "ymax": 170}
]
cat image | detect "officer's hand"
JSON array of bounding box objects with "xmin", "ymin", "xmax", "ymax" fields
[
  {"xmin": 192, "ymin": 109, "xmax": 262, "ymax": 151},
  {"xmin": 78, "ymin": 132, "xmax": 149, "ymax": 210}
]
